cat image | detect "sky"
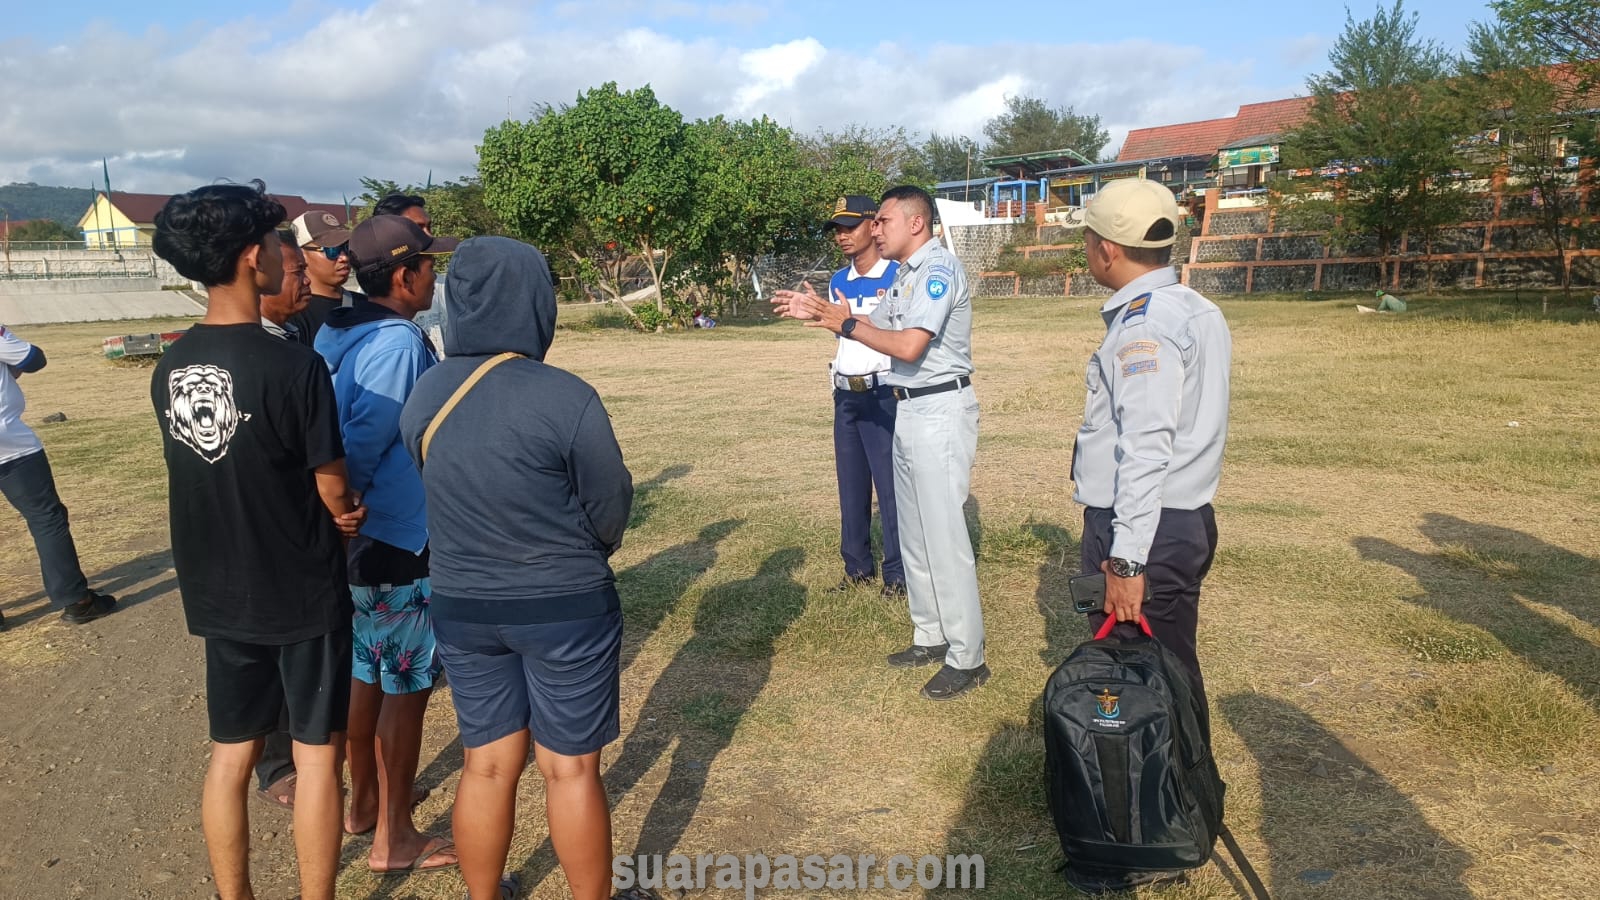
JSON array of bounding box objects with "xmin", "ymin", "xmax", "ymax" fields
[{"xmin": 0, "ymin": 0, "xmax": 1491, "ymax": 202}]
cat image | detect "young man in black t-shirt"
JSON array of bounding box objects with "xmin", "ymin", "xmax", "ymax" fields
[{"xmin": 151, "ymin": 182, "xmax": 364, "ymax": 900}]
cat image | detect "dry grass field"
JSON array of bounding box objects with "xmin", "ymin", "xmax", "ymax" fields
[{"xmin": 1, "ymin": 291, "xmax": 1597, "ymax": 900}]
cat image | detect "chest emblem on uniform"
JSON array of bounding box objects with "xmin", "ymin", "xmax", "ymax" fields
[
  {"xmin": 876, "ymin": 289, "xmax": 887, "ymax": 298},
  {"xmin": 167, "ymin": 364, "xmax": 250, "ymax": 464},
  {"xmin": 1122, "ymin": 293, "xmax": 1152, "ymax": 323}
]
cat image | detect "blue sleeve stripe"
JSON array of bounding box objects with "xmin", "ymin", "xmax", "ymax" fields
[{"xmin": 16, "ymin": 345, "xmax": 46, "ymax": 373}]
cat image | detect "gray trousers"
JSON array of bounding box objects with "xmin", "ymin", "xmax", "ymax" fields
[{"xmin": 891, "ymin": 385, "xmax": 984, "ymax": 669}]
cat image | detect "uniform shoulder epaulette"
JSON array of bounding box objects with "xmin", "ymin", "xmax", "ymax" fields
[{"xmin": 1122, "ymin": 293, "xmax": 1152, "ymax": 323}]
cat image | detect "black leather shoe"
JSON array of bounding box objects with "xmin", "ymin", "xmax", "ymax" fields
[
  {"xmin": 886, "ymin": 643, "xmax": 949, "ymax": 668},
  {"xmin": 827, "ymin": 575, "xmax": 875, "ymax": 594},
  {"xmin": 880, "ymin": 581, "xmax": 907, "ymax": 599},
  {"xmin": 60, "ymin": 590, "xmax": 116, "ymax": 625},
  {"xmin": 920, "ymin": 663, "xmax": 991, "ymax": 700}
]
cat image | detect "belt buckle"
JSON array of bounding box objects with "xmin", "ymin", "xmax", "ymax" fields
[{"xmin": 848, "ymin": 375, "xmax": 869, "ymax": 392}]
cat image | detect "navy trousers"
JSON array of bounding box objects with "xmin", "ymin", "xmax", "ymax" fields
[
  {"xmin": 1081, "ymin": 505, "xmax": 1217, "ymax": 715},
  {"xmin": 834, "ymin": 386, "xmax": 902, "ymax": 584},
  {"xmin": 0, "ymin": 449, "xmax": 89, "ymax": 607}
]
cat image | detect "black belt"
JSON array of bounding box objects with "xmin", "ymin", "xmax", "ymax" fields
[{"xmin": 892, "ymin": 375, "xmax": 972, "ymax": 402}]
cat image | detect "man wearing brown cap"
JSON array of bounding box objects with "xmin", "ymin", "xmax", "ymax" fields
[
  {"xmin": 289, "ymin": 210, "xmax": 363, "ymax": 344},
  {"xmin": 1071, "ymin": 180, "xmax": 1231, "ymax": 894},
  {"xmin": 315, "ymin": 214, "xmax": 460, "ymax": 873}
]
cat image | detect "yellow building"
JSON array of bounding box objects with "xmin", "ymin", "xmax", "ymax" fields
[
  {"xmin": 75, "ymin": 192, "xmax": 353, "ymax": 250},
  {"xmin": 77, "ymin": 192, "xmax": 166, "ymax": 249}
]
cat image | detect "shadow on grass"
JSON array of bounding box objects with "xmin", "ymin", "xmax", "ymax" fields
[
  {"xmin": 930, "ymin": 521, "xmax": 1087, "ymax": 898},
  {"xmin": 1029, "ymin": 522, "xmax": 1083, "ymax": 669},
  {"xmin": 626, "ymin": 464, "xmax": 692, "ymax": 530},
  {"xmin": 510, "ymin": 547, "xmax": 808, "ymax": 894},
  {"xmin": 1353, "ymin": 513, "xmax": 1600, "ymax": 712},
  {"xmin": 1, "ymin": 548, "xmax": 174, "ymax": 627},
  {"xmin": 618, "ymin": 518, "xmax": 742, "ymax": 676},
  {"xmin": 1218, "ymin": 692, "xmax": 1473, "ymax": 898}
]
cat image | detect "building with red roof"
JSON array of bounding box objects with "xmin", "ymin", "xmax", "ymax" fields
[{"xmin": 76, "ymin": 191, "xmax": 356, "ymax": 250}]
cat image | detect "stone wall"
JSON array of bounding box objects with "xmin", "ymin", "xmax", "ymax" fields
[
  {"xmin": 2, "ymin": 249, "xmax": 191, "ymax": 287},
  {"xmin": 945, "ymin": 222, "xmax": 1025, "ymax": 279}
]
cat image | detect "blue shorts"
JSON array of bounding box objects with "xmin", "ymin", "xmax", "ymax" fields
[
  {"xmin": 351, "ymin": 578, "xmax": 439, "ymax": 694},
  {"xmin": 434, "ymin": 610, "xmax": 622, "ymax": 755}
]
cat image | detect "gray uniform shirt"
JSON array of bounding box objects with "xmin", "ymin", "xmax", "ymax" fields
[
  {"xmin": 868, "ymin": 237, "xmax": 974, "ymax": 388},
  {"xmin": 1072, "ymin": 266, "xmax": 1231, "ymax": 564}
]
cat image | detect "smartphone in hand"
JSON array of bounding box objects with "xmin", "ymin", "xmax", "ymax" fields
[
  {"xmin": 1068, "ymin": 571, "xmax": 1152, "ymax": 614},
  {"xmin": 1068, "ymin": 572, "xmax": 1106, "ymax": 614}
]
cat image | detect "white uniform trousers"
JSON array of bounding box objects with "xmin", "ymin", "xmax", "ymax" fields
[{"xmin": 891, "ymin": 384, "xmax": 984, "ymax": 669}]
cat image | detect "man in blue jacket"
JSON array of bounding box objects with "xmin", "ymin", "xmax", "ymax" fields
[
  {"xmin": 400, "ymin": 236, "xmax": 632, "ymax": 900},
  {"xmin": 316, "ymin": 214, "xmax": 459, "ymax": 873}
]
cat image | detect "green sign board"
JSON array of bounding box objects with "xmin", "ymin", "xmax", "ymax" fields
[{"xmin": 1216, "ymin": 145, "xmax": 1280, "ymax": 168}]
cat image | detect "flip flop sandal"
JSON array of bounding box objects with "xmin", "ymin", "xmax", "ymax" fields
[
  {"xmin": 253, "ymin": 773, "xmax": 296, "ymax": 810},
  {"xmin": 370, "ymin": 835, "xmax": 457, "ymax": 874}
]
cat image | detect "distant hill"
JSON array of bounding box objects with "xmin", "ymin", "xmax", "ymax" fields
[{"xmin": 0, "ymin": 184, "xmax": 95, "ymax": 226}]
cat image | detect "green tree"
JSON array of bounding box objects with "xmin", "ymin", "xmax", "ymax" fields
[
  {"xmin": 353, "ymin": 176, "xmax": 504, "ymax": 239},
  {"xmin": 982, "ymin": 95, "xmax": 1109, "ymax": 161},
  {"xmin": 3, "ymin": 219, "xmax": 79, "ymax": 243},
  {"xmin": 1275, "ymin": 0, "xmax": 1477, "ymax": 290},
  {"xmin": 480, "ymin": 82, "xmax": 692, "ymax": 320},
  {"xmin": 681, "ymin": 115, "xmax": 818, "ymax": 317},
  {"xmin": 919, "ymin": 133, "xmax": 984, "ymax": 185},
  {"xmin": 1489, "ymin": 0, "xmax": 1600, "ymax": 77},
  {"xmin": 798, "ymin": 124, "xmax": 920, "ymax": 195},
  {"xmin": 1465, "ymin": 15, "xmax": 1600, "ymax": 300}
]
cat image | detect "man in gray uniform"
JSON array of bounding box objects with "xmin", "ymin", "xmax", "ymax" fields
[
  {"xmin": 1074, "ymin": 177, "xmax": 1231, "ymax": 726},
  {"xmin": 776, "ymin": 185, "xmax": 986, "ymax": 700}
]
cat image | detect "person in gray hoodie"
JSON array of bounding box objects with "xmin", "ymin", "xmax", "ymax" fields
[{"xmin": 399, "ymin": 236, "xmax": 633, "ymax": 900}]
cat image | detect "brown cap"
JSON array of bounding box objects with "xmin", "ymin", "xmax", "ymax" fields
[
  {"xmin": 347, "ymin": 215, "xmax": 460, "ymax": 275},
  {"xmin": 289, "ymin": 210, "xmax": 351, "ymax": 249}
]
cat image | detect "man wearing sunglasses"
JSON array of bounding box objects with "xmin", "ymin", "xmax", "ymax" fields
[{"xmin": 289, "ymin": 211, "xmax": 365, "ymax": 344}]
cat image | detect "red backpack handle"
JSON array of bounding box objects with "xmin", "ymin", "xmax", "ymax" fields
[{"xmin": 1095, "ymin": 614, "xmax": 1155, "ymax": 640}]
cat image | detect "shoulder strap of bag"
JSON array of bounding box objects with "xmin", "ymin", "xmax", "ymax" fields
[
  {"xmin": 1218, "ymin": 824, "xmax": 1273, "ymax": 900},
  {"xmin": 419, "ymin": 352, "xmax": 521, "ymax": 465}
]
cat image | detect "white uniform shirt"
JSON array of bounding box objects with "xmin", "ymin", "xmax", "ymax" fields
[
  {"xmin": 0, "ymin": 325, "xmax": 45, "ymax": 464},
  {"xmin": 1071, "ymin": 267, "xmax": 1232, "ymax": 563}
]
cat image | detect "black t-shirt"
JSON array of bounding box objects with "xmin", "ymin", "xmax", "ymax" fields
[
  {"xmin": 151, "ymin": 323, "xmax": 352, "ymax": 643},
  {"xmin": 288, "ymin": 289, "xmax": 364, "ymax": 347}
]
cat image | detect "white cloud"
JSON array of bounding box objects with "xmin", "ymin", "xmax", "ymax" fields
[
  {"xmin": 733, "ymin": 38, "xmax": 825, "ymax": 114},
  {"xmin": 0, "ymin": 0, "xmax": 1302, "ymax": 199}
]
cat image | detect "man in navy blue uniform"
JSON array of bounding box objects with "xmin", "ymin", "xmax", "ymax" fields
[{"xmin": 784, "ymin": 196, "xmax": 904, "ymax": 597}]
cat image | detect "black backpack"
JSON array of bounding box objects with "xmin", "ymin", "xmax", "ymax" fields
[{"xmin": 1044, "ymin": 615, "xmax": 1225, "ymax": 877}]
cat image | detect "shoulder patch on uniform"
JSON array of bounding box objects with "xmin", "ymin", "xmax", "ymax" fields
[
  {"xmin": 925, "ymin": 272, "xmax": 951, "ymax": 300},
  {"xmin": 1122, "ymin": 358, "xmax": 1159, "ymax": 377},
  {"xmin": 1116, "ymin": 340, "xmax": 1159, "ymax": 360},
  {"xmin": 1122, "ymin": 293, "xmax": 1152, "ymax": 322}
]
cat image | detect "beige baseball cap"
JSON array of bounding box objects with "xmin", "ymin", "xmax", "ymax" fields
[
  {"xmin": 289, "ymin": 210, "xmax": 352, "ymax": 249},
  {"xmin": 1083, "ymin": 178, "xmax": 1181, "ymax": 248}
]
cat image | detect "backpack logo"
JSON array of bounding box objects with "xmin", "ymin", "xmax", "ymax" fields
[{"xmin": 1095, "ymin": 688, "xmax": 1121, "ymax": 719}]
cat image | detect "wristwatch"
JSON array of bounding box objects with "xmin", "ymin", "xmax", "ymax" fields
[
  {"xmin": 840, "ymin": 317, "xmax": 858, "ymax": 340},
  {"xmin": 1107, "ymin": 557, "xmax": 1146, "ymax": 578}
]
